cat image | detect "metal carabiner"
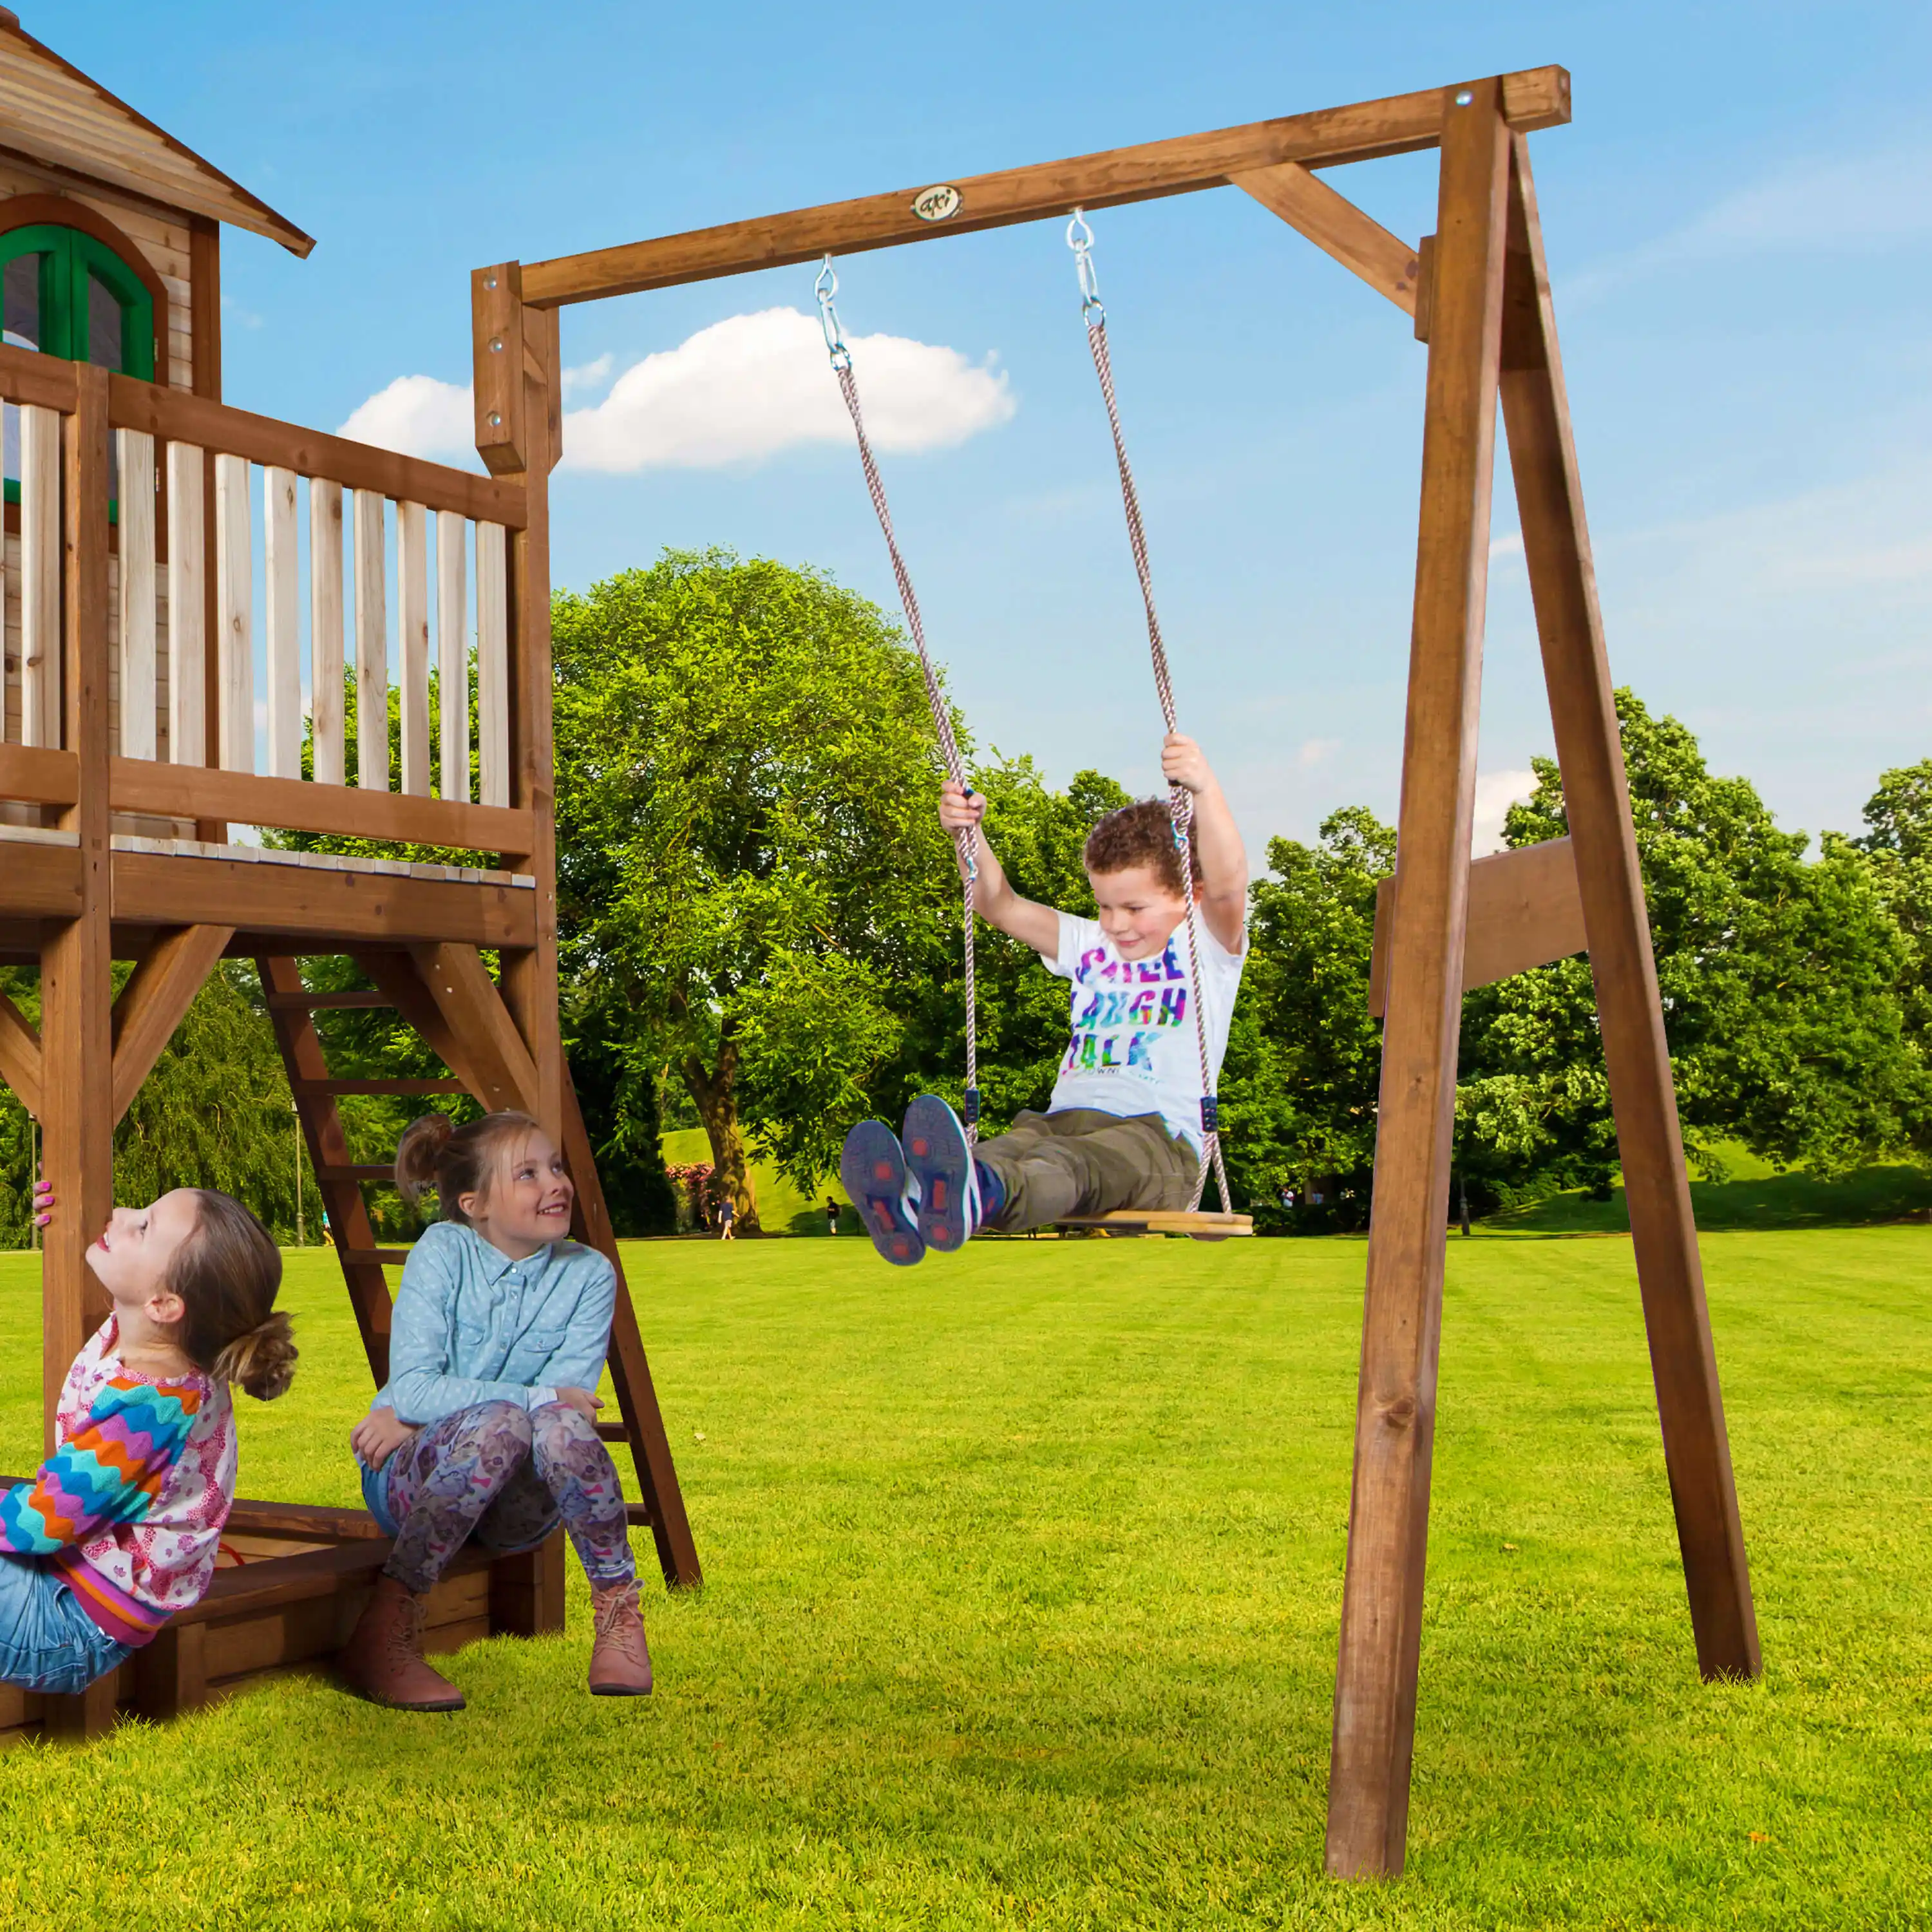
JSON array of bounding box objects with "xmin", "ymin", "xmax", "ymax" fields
[
  {"xmin": 815, "ymin": 254, "xmax": 852, "ymax": 371},
  {"xmin": 1066, "ymin": 208, "xmax": 1104, "ymax": 326}
]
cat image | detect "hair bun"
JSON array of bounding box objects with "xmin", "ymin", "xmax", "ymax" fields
[
  {"xmin": 395, "ymin": 1112, "xmax": 457, "ymax": 1208},
  {"xmin": 213, "ymin": 1310, "xmax": 298, "ymax": 1403}
]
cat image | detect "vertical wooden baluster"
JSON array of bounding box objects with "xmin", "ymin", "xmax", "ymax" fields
[
  {"xmin": 475, "ymin": 520, "xmax": 508, "ymax": 809},
  {"xmin": 214, "ymin": 453, "xmax": 252, "ymax": 773},
  {"xmin": 437, "ymin": 513, "xmax": 468, "ymax": 802},
  {"xmin": 397, "ymin": 499, "xmax": 430, "ymax": 797},
  {"xmin": 263, "ymin": 465, "xmax": 300, "ymax": 779},
  {"xmin": 117, "ymin": 430, "xmax": 158, "ymax": 762},
  {"xmin": 21, "ymin": 403, "xmax": 59, "ymax": 748},
  {"xmin": 353, "ymin": 490, "xmax": 387, "ymax": 791},
  {"xmin": 310, "ymin": 478, "xmax": 345, "ymax": 786},
  {"xmin": 166, "ymin": 442, "xmax": 205, "ymax": 768}
]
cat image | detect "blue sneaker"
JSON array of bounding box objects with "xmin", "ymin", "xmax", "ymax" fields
[
  {"xmin": 903, "ymin": 1095, "xmax": 981, "ymax": 1253},
  {"xmin": 840, "ymin": 1121, "xmax": 925, "ymax": 1267}
]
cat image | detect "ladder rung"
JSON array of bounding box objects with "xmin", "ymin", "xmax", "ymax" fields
[
  {"xmin": 593, "ymin": 1420, "xmax": 629, "ymax": 1443},
  {"xmin": 314, "ymin": 1164, "xmax": 396, "ymax": 1184},
  {"xmin": 336, "ymin": 1247, "xmax": 411, "ymax": 1267},
  {"xmin": 292, "ymin": 1078, "xmax": 467, "ymax": 1098},
  {"xmin": 266, "ymin": 990, "xmax": 394, "ymax": 1012},
  {"xmin": 623, "ymin": 1503, "xmax": 656, "ymax": 1528}
]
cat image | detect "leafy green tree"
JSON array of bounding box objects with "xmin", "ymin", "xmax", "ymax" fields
[
  {"xmin": 551, "ymin": 549, "xmax": 956, "ymax": 1229},
  {"xmin": 1855, "ymin": 758, "xmax": 1932, "ymax": 1089}
]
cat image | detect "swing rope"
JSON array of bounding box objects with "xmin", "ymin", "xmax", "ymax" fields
[
  {"xmin": 816, "ymin": 258, "xmax": 980, "ymax": 1145},
  {"xmin": 1066, "ymin": 211, "xmax": 1231, "ymax": 1216}
]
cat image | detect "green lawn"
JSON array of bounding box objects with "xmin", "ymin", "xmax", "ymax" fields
[{"xmin": 0, "ymin": 1227, "xmax": 1927, "ymax": 1929}]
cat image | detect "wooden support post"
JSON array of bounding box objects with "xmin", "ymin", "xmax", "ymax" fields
[
  {"xmin": 489, "ymin": 1528, "xmax": 567, "ymax": 1636},
  {"xmin": 39, "ymin": 365, "xmax": 115, "ymax": 1443},
  {"xmin": 1325, "ymin": 81, "xmax": 1511, "ymax": 1881},
  {"xmin": 0, "ymin": 989, "xmax": 42, "ymax": 1119},
  {"xmin": 135, "ymin": 1618, "xmax": 207, "ymax": 1721},
  {"xmin": 43, "ymin": 1668, "xmax": 120, "ymax": 1742},
  {"xmin": 1496, "ymin": 134, "xmax": 1759, "ymax": 1682},
  {"xmin": 110, "ymin": 924, "xmax": 236, "ymax": 1122}
]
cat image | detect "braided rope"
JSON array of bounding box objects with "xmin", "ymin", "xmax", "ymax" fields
[
  {"xmin": 1081, "ymin": 312, "xmax": 1231, "ymax": 1215},
  {"xmin": 828, "ymin": 359, "xmax": 980, "ymax": 1145}
]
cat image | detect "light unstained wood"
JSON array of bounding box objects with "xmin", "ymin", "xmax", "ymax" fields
[
  {"xmin": 1325, "ymin": 80, "xmax": 1511, "ymax": 1884},
  {"xmin": 20, "ymin": 402, "xmax": 59, "ymax": 748},
  {"xmin": 1058, "ymin": 1209, "xmax": 1255, "ymax": 1236},
  {"xmin": 475, "ymin": 521, "xmax": 509, "ymax": 808},
  {"xmin": 0, "ymin": 985, "xmax": 39, "ymax": 1116},
  {"xmin": 353, "ymin": 489, "xmax": 386, "ymax": 791},
  {"xmin": 164, "ymin": 440, "xmax": 205, "ymax": 766},
  {"xmin": 1367, "ymin": 835, "xmax": 1586, "ymax": 1018},
  {"xmin": 1497, "ymin": 133, "xmax": 1759, "ymax": 1683},
  {"xmin": 104, "ymin": 375, "xmax": 525, "ymax": 527},
  {"xmin": 0, "ymin": 742, "xmax": 79, "ymax": 804},
  {"xmin": 213, "ymin": 452, "xmax": 252, "ymax": 773},
  {"xmin": 115, "ymin": 429, "xmax": 158, "ymax": 759},
  {"xmin": 437, "ymin": 512, "xmax": 469, "ymax": 802},
  {"xmin": 1233, "ymin": 162, "xmax": 1420, "ymax": 314},
  {"xmin": 518, "ymin": 68, "xmax": 1570, "ymax": 305},
  {"xmin": 472, "ymin": 263, "xmax": 526, "ymax": 477},
  {"xmin": 113, "ymin": 852, "xmax": 540, "ymax": 949},
  {"xmin": 39, "ymin": 365, "xmax": 115, "ymax": 1443},
  {"xmin": 263, "ymin": 464, "xmax": 301, "ymax": 779},
  {"xmin": 109, "ymin": 923, "xmax": 235, "ymax": 1122},
  {"xmin": 308, "ymin": 477, "xmax": 345, "ymax": 786},
  {"xmin": 397, "ymin": 500, "xmax": 430, "ymax": 797},
  {"xmin": 109, "ymin": 756, "xmax": 531, "ymax": 852}
]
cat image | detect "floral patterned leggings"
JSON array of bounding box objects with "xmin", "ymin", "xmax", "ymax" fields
[{"xmin": 379, "ymin": 1399, "xmax": 635, "ymax": 1595}]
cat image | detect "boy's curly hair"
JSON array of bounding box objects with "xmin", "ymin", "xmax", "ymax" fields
[{"xmin": 1083, "ymin": 799, "xmax": 1202, "ymax": 896}]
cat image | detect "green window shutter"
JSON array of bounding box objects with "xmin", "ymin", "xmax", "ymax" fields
[{"xmin": 0, "ymin": 222, "xmax": 155, "ymax": 376}]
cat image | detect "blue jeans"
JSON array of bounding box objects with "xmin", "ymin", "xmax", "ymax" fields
[{"xmin": 0, "ymin": 1551, "xmax": 133, "ymax": 1693}]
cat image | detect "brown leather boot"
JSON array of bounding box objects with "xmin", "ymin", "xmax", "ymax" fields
[
  {"xmin": 588, "ymin": 1580, "xmax": 653, "ymax": 1696},
  {"xmin": 338, "ymin": 1574, "xmax": 466, "ymax": 1711}
]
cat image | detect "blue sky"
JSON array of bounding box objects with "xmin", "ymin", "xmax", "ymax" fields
[{"xmin": 50, "ymin": 1, "xmax": 1932, "ymax": 864}]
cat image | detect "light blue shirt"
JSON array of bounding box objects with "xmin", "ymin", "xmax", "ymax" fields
[{"xmin": 372, "ymin": 1220, "xmax": 616, "ymax": 1429}]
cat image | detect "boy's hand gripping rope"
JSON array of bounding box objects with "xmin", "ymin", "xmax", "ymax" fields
[
  {"xmin": 1067, "ymin": 211, "xmax": 1231, "ymax": 1215},
  {"xmin": 817, "ymin": 258, "xmax": 980, "ymax": 1141}
]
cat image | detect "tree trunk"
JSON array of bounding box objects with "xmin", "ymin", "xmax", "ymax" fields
[{"xmin": 683, "ymin": 1041, "xmax": 760, "ymax": 1234}]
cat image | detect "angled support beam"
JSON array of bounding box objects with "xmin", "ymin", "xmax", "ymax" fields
[
  {"xmin": 1325, "ymin": 79, "xmax": 1512, "ymax": 1882},
  {"xmin": 402, "ymin": 943, "xmax": 540, "ymax": 1112},
  {"xmin": 1233, "ymin": 162, "xmax": 1420, "ymax": 314},
  {"xmin": 1497, "ymin": 133, "xmax": 1758, "ymax": 1683},
  {"xmin": 109, "ymin": 925, "xmax": 235, "ymax": 1122},
  {"xmin": 0, "ymin": 988, "xmax": 42, "ymax": 1118}
]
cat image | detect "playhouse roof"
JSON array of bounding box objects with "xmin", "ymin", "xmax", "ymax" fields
[{"xmin": 0, "ymin": 11, "xmax": 313, "ymax": 257}]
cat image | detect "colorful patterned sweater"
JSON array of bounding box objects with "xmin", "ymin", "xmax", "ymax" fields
[{"xmin": 0, "ymin": 1318, "xmax": 235, "ymax": 1645}]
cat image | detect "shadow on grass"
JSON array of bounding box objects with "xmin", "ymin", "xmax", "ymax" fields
[{"xmin": 1484, "ymin": 1160, "xmax": 1932, "ymax": 1237}]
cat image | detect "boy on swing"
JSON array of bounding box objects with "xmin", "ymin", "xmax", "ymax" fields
[{"xmin": 842, "ymin": 731, "xmax": 1247, "ymax": 1264}]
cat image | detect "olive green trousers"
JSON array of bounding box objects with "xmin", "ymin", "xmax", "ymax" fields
[{"xmin": 975, "ymin": 1107, "xmax": 1195, "ymax": 1233}]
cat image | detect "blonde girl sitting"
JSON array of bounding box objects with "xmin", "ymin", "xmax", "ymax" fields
[
  {"xmin": 341, "ymin": 1110, "xmax": 652, "ymax": 1711},
  {"xmin": 2, "ymin": 1180, "xmax": 294, "ymax": 1692}
]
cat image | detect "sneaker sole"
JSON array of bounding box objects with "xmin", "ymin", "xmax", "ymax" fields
[
  {"xmin": 839, "ymin": 1121, "xmax": 926, "ymax": 1267},
  {"xmin": 904, "ymin": 1094, "xmax": 973, "ymax": 1253}
]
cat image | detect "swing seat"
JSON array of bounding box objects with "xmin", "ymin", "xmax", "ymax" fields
[{"xmin": 1055, "ymin": 1209, "xmax": 1253, "ymax": 1242}]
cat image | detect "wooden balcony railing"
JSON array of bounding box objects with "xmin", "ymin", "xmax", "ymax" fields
[{"xmin": 0, "ymin": 341, "xmax": 533, "ymax": 859}]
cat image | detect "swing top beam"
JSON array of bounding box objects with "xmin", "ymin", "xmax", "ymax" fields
[{"xmin": 517, "ymin": 66, "xmax": 1569, "ymax": 308}]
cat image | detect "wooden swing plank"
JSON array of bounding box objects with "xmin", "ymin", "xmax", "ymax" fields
[
  {"xmin": 516, "ymin": 68, "xmax": 1570, "ymax": 307},
  {"xmin": 1058, "ymin": 1210, "xmax": 1254, "ymax": 1236}
]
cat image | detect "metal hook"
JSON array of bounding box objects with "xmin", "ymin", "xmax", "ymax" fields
[
  {"xmin": 1065, "ymin": 208, "xmax": 1104, "ymax": 324},
  {"xmin": 815, "ymin": 254, "xmax": 851, "ymax": 370}
]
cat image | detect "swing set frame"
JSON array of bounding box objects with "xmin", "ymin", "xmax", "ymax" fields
[{"xmin": 476, "ymin": 64, "xmax": 1759, "ymax": 1879}]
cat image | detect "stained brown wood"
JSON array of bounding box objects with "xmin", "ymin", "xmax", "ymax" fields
[
  {"xmin": 0, "ymin": 339, "xmax": 78, "ymax": 410},
  {"xmin": 189, "ymin": 214, "xmax": 220, "ymax": 399},
  {"xmin": 472, "ymin": 262, "xmax": 526, "ymax": 477},
  {"xmin": 263, "ymin": 988, "xmax": 392, "ymax": 1012},
  {"xmin": 0, "ymin": 987, "xmax": 41, "ymax": 1117},
  {"xmin": 0, "ymin": 841, "xmax": 82, "ymax": 917},
  {"xmin": 1325, "ymin": 80, "xmax": 1511, "ymax": 1882},
  {"xmin": 1367, "ymin": 835, "xmax": 1586, "ymax": 1018},
  {"xmin": 109, "ymin": 757, "xmax": 533, "ymax": 853},
  {"xmin": 488, "ymin": 1528, "xmax": 567, "ymax": 1636},
  {"xmin": 135, "ymin": 1619, "xmax": 206, "ymax": 1721},
  {"xmin": 289, "ymin": 1076, "xmax": 469, "ymax": 1099},
  {"xmin": 0, "ymin": 743, "xmax": 80, "ymax": 806},
  {"xmin": 225, "ymin": 1498, "xmax": 388, "ymax": 1540},
  {"xmin": 0, "ymin": 193, "xmax": 171, "ymax": 384},
  {"xmin": 1233, "ymin": 162, "xmax": 1420, "ymax": 314},
  {"xmin": 39, "ymin": 365, "xmax": 115, "ymax": 1442},
  {"xmin": 1496, "ymin": 133, "xmax": 1758, "ymax": 1683},
  {"xmin": 109, "ymin": 922, "xmax": 234, "ymax": 1121},
  {"xmin": 1057, "ymin": 1209, "xmax": 1255, "ymax": 1235},
  {"xmin": 519, "ymin": 67, "xmax": 1570, "ymax": 305}
]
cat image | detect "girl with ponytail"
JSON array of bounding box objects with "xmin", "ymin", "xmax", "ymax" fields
[
  {"xmin": 1, "ymin": 1182, "xmax": 294, "ymax": 1693},
  {"xmin": 339, "ymin": 1110, "xmax": 652, "ymax": 1710}
]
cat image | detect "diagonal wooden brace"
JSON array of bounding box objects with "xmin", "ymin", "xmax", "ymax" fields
[
  {"xmin": 1233, "ymin": 161, "xmax": 1422, "ymax": 314},
  {"xmin": 0, "ymin": 987, "xmax": 43, "ymax": 1119},
  {"xmin": 110, "ymin": 924, "xmax": 236, "ymax": 1123}
]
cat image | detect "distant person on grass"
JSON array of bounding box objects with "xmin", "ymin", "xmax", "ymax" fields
[
  {"xmin": 717, "ymin": 1192, "xmax": 736, "ymax": 1242},
  {"xmin": 826, "ymin": 1196, "xmax": 842, "ymax": 1236},
  {"xmin": 342, "ymin": 1110, "xmax": 652, "ymax": 1712},
  {"xmin": 841, "ymin": 732, "xmax": 1246, "ymax": 1263},
  {"xmin": 1, "ymin": 1180, "xmax": 294, "ymax": 1692}
]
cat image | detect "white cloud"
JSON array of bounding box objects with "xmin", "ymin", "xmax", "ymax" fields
[
  {"xmin": 336, "ymin": 308, "xmax": 1014, "ymax": 472},
  {"xmin": 1490, "ymin": 529, "xmax": 1523, "ymax": 562},
  {"xmin": 560, "ymin": 353, "xmax": 614, "ymax": 398},
  {"xmin": 1296, "ymin": 737, "xmax": 1340, "ymax": 770},
  {"xmin": 1472, "ymin": 768, "xmax": 1537, "ymax": 856}
]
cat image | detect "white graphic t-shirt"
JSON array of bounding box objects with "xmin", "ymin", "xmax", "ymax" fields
[{"xmin": 1041, "ymin": 910, "xmax": 1247, "ymax": 1152}]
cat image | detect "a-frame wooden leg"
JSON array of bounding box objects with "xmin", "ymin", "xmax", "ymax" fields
[
  {"xmin": 1325, "ymin": 81, "xmax": 1512, "ymax": 1881},
  {"xmin": 373, "ymin": 944, "xmax": 703, "ymax": 1590},
  {"xmin": 111, "ymin": 924, "xmax": 236, "ymax": 1123},
  {"xmin": 1497, "ymin": 135, "xmax": 1759, "ymax": 1681}
]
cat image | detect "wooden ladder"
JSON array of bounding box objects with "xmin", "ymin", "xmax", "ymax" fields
[{"xmin": 258, "ymin": 952, "xmax": 701, "ymax": 1589}]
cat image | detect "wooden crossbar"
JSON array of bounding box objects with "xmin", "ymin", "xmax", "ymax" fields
[{"xmin": 516, "ymin": 67, "xmax": 1569, "ymax": 306}]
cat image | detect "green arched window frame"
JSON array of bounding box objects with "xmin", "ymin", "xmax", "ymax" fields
[{"xmin": 0, "ymin": 222, "xmax": 156, "ymax": 379}]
